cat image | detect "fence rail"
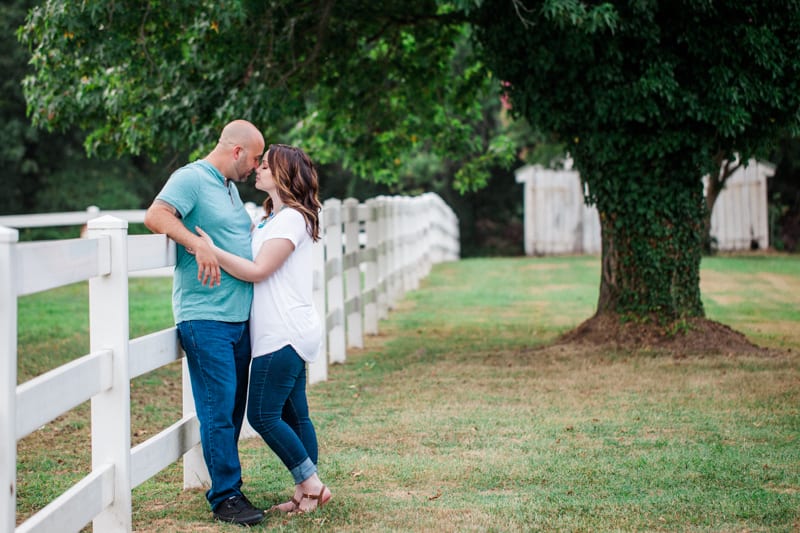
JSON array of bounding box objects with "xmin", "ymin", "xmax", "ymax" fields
[{"xmin": 1, "ymin": 193, "xmax": 459, "ymax": 533}]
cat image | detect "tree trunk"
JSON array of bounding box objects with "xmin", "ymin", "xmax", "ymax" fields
[
  {"xmin": 703, "ymin": 177, "xmax": 721, "ymax": 252},
  {"xmin": 592, "ymin": 162, "xmax": 706, "ymax": 321}
]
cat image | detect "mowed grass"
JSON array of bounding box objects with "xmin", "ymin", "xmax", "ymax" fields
[{"xmin": 14, "ymin": 254, "xmax": 800, "ymax": 532}]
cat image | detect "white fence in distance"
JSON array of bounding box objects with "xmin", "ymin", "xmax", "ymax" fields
[
  {"xmin": 515, "ymin": 159, "xmax": 773, "ymax": 255},
  {"xmin": 0, "ymin": 192, "xmax": 459, "ymax": 533}
]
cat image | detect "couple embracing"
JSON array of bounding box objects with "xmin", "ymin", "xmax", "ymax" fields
[{"xmin": 144, "ymin": 119, "xmax": 331, "ymax": 526}]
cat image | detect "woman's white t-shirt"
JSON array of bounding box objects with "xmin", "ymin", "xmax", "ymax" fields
[{"xmin": 249, "ymin": 208, "xmax": 322, "ymax": 362}]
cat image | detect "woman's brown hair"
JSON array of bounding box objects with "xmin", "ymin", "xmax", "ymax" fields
[{"xmin": 261, "ymin": 144, "xmax": 322, "ymax": 241}]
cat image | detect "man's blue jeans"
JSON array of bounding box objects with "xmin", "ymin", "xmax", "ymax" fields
[
  {"xmin": 247, "ymin": 344, "xmax": 318, "ymax": 485},
  {"xmin": 177, "ymin": 320, "xmax": 251, "ymax": 510}
]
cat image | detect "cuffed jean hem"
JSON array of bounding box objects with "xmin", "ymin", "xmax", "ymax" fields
[{"xmin": 290, "ymin": 457, "xmax": 318, "ymax": 485}]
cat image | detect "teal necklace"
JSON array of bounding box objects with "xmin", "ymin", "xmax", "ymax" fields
[{"xmin": 257, "ymin": 204, "xmax": 286, "ymax": 228}]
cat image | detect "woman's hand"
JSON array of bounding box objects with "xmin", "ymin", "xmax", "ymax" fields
[
  {"xmin": 191, "ymin": 227, "xmax": 221, "ymax": 286},
  {"xmin": 195, "ymin": 226, "xmax": 217, "ymax": 250}
]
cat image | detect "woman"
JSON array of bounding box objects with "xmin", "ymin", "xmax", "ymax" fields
[{"xmin": 196, "ymin": 143, "xmax": 331, "ymax": 514}]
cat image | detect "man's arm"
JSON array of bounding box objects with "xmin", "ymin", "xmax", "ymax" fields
[{"xmin": 144, "ymin": 199, "xmax": 221, "ymax": 287}]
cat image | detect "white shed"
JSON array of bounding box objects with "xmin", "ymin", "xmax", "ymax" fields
[
  {"xmin": 514, "ymin": 161, "xmax": 600, "ymax": 255},
  {"xmin": 706, "ymin": 160, "xmax": 773, "ymax": 251},
  {"xmin": 515, "ymin": 159, "xmax": 773, "ymax": 255}
]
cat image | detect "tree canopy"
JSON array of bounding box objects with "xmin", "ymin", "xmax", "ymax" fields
[
  {"xmin": 1, "ymin": 0, "xmax": 170, "ymax": 225},
  {"xmin": 18, "ymin": 0, "xmax": 515, "ymax": 192}
]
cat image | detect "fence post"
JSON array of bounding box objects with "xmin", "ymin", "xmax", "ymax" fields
[
  {"xmin": 418, "ymin": 195, "xmax": 432, "ymax": 279},
  {"xmin": 386, "ymin": 196, "xmax": 401, "ymax": 309},
  {"xmin": 399, "ymin": 197, "xmax": 410, "ymax": 293},
  {"xmin": 323, "ymin": 199, "xmax": 346, "ymax": 364},
  {"xmin": 343, "ymin": 198, "xmax": 363, "ymax": 349},
  {"xmin": 404, "ymin": 197, "xmax": 416, "ymax": 291},
  {"xmin": 427, "ymin": 195, "xmax": 440, "ymax": 264},
  {"xmin": 183, "ymin": 359, "xmax": 211, "ymax": 489},
  {"xmin": 87, "ymin": 216, "xmax": 132, "ymax": 532},
  {"xmin": 394, "ymin": 196, "xmax": 406, "ymax": 302},
  {"xmin": 375, "ymin": 197, "xmax": 389, "ymax": 320},
  {"xmin": 383, "ymin": 197, "xmax": 394, "ymax": 310},
  {"xmin": 394, "ymin": 197, "xmax": 405, "ymax": 298},
  {"xmin": 397, "ymin": 196, "xmax": 411, "ymax": 299},
  {"xmin": 404, "ymin": 197, "xmax": 420, "ymax": 292},
  {"xmin": 0, "ymin": 226, "xmax": 19, "ymax": 533},
  {"xmin": 308, "ymin": 215, "xmax": 328, "ymax": 385},
  {"xmin": 421, "ymin": 196, "xmax": 432, "ymax": 278},
  {"xmin": 362, "ymin": 199, "xmax": 379, "ymax": 335}
]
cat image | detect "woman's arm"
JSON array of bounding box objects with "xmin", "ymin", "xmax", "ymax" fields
[{"xmin": 195, "ymin": 226, "xmax": 294, "ymax": 283}]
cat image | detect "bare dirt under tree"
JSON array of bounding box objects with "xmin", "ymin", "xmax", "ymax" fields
[{"xmin": 557, "ymin": 313, "xmax": 771, "ymax": 357}]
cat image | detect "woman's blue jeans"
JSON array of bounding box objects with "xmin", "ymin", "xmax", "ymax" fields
[
  {"xmin": 248, "ymin": 344, "xmax": 318, "ymax": 485},
  {"xmin": 177, "ymin": 320, "xmax": 251, "ymax": 510}
]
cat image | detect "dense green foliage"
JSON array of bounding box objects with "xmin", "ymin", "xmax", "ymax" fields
[
  {"xmin": 1, "ymin": 0, "xmax": 176, "ymax": 218},
  {"xmin": 471, "ymin": 0, "xmax": 800, "ymax": 318},
  {"xmin": 7, "ymin": 0, "xmax": 529, "ymax": 253},
  {"xmin": 17, "ymin": 0, "xmax": 517, "ymax": 193}
]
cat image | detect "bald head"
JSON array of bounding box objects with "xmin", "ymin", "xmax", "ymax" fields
[
  {"xmin": 206, "ymin": 119, "xmax": 265, "ymax": 182},
  {"xmin": 219, "ymin": 119, "xmax": 264, "ymax": 149}
]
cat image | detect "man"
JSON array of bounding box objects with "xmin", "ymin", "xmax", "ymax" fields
[{"xmin": 144, "ymin": 119, "xmax": 265, "ymax": 526}]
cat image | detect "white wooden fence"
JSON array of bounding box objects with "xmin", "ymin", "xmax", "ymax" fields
[
  {"xmin": 515, "ymin": 159, "xmax": 773, "ymax": 255},
  {"xmin": 0, "ymin": 193, "xmax": 459, "ymax": 533}
]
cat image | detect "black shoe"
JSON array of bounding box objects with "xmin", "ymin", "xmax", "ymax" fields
[{"xmin": 213, "ymin": 494, "xmax": 265, "ymax": 526}]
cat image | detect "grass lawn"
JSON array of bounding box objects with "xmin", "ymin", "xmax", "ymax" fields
[{"xmin": 15, "ymin": 254, "xmax": 800, "ymax": 532}]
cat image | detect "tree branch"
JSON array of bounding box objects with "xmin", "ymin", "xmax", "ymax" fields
[
  {"xmin": 277, "ymin": 0, "xmax": 334, "ymax": 86},
  {"xmin": 512, "ymin": 0, "xmax": 536, "ymax": 29}
]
